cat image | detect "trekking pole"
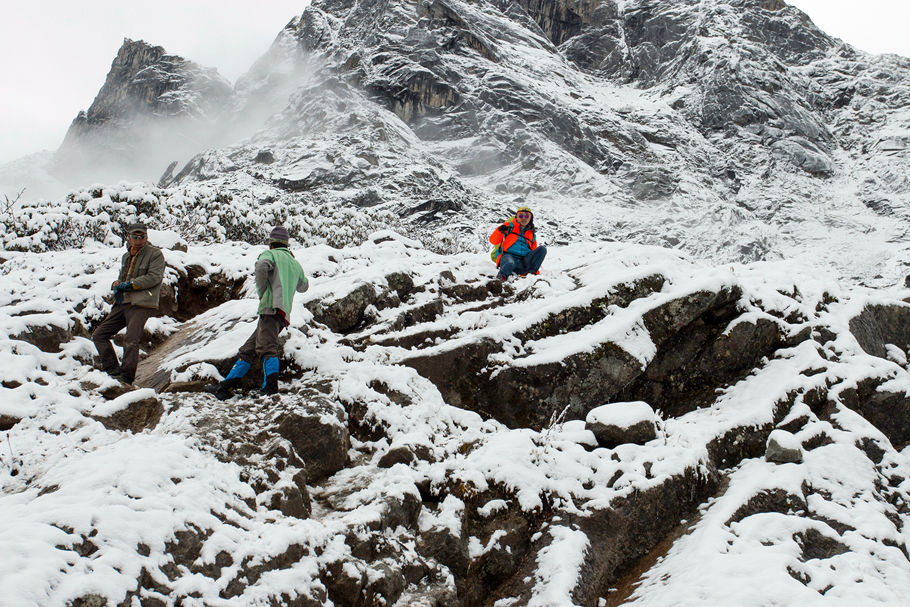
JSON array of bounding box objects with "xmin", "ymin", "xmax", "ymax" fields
[{"xmin": 6, "ymin": 434, "xmax": 19, "ymax": 477}]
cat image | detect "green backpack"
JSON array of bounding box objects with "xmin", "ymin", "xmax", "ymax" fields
[{"xmin": 490, "ymin": 217, "xmax": 516, "ymax": 263}]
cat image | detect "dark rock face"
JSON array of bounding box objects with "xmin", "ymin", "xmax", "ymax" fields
[
  {"xmin": 765, "ymin": 430, "xmax": 804, "ymax": 463},
  {"xmin": 492, "ymin": 466, "xmax": 718, "ymax": 606},
  {"xmin": 91, "ymin": 394, "xmax": 164, "ymax": 433},
  {"xmin": 61, "ymin": 39, "xmax": 232, "ymax": 140},
  {"xmin": 727, "ymin": 488, "xmax": 807, "ymax": 525},
  {"xmin": 848, "ymin": 303, "xmax": 910, "ymax": 359},
  {"xmin": 794, "ymin": 528, "xmax": 849, "ymax": 561},
  {"xmin": 166, "ymin": 264, "xmax": 248, "ymax": 322},
  {"xmin": 622, "ymin": 290, "xmax": 787, "ymax": 417},
  {"xmin": 11, "ymin": 321, "xmax": 85, "ymax": 353},
  {"xmin": 401, "ymin": 281, "xmax": 790, "ymax": 428},
  {"xmin": 401, "ymin": 274, "xmax": 670, "ymax": 428},
  {"xmin": 587, "ymin": 417, "xmax": 657, "ymax": 448},
  {"xmin": 839, "ymin": 379, "xmax": 910, "ymax": 449},
  {"xmin": 276, "ymin": 395, "xmax": 350, "ymax": 482},
  {"xmin": 308, "ymin": 284, "xmax": 379, "ymax": 333},
  {"xmin": 518, "ymin": 0, "xmax": 609, "ymax": 47},
  {"xmin": 0, "ymin": 414, "xmax": 21, "ymax": 431}
]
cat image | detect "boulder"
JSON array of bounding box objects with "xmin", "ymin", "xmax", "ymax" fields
[
  {"xmin": 378, "ymin": 446, "xmax": 418, "ymax": 468},
  {"xmin": 276, "ymin": 395, "xmax": 350, "ymax": 482},
  {"xmin": 839, "ymin": 383, "xmax": 910, "ymax": 450},
  {"xmin": 90, "ymin": 389, "xmax": 163, "ymax": 432},
  {"xmin": 385, "ymin": 272, "xmax": 415, "ymax": 300},
  {"xmin": 765, "ymin": 429, "xmax": 804, "ymax": 464},
  {"xmin": 585, "ymin": 401, "xmax": 659, "ymax": 448},
  {"xmin": 12, "ymin": 321, "xmax": 82, "ymax": 353},
  {"xmin": 849, "ymin": 303, "xmax": 910, "ymax": 360},
  {"xmin": 418, "ymin": 527, "xmax": 469, "ymax": 578},
  {"xmin": 0, "ymin": 414, "xmax": 22, "ymax": 431},
  {"xmin": 794, "ymin": 528, "xmax": 849, "ymax": 561},
  {"xmin": 309, "ymin": 284, "xmax": 378, "ymax": 333}
]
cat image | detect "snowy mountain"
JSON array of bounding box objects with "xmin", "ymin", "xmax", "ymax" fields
[
  {"xmin": 4, "ymin": 0, "xmax": 910, "ymax": 284},
  {"xmin": 3, "ymin": 0, "xmax": 910, "ymax": 605}
]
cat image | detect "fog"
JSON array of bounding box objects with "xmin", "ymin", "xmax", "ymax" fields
[
  {"xmin": 0, "ymin": 1, "xmax": 310, "ymax": 167},
  {"xmin": 0, "ymin": 28, "xmax": 321, "ymax": 203}
]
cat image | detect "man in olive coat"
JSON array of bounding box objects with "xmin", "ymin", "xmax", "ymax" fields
[{"xmin": 92, "ymin": 222, "xmax": 165, "ymax": 384}]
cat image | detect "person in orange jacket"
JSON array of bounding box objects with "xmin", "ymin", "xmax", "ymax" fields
[{"xmin": 489, "ymin": 205, "xmax": 547, "ymax": 281}]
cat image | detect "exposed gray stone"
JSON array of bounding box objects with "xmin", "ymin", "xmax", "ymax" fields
[
  {"xmin": 849, "ymin": 303, "xmax": 910, "ymax": 359},
  {"xmin": 276, "ymin": 395, "xmax": 350, "ymax": 482},
  {"xmin": 308, "ymin": 283, "xmax": 378, "ymax": 333},
  {"xmin": 92, "ymin": 394, "xmax": 164, "ymax": 433},
  {"xmin": 766, "ymin": 429, "xmax": 804, "ymax": 464},
  {"xmin": 586, "ymin": 401, "xmax": 659, "ymax": 448}
]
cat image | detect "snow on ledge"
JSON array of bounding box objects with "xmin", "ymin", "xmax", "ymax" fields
[
  {"xmin": 89, "ymin": 388, "xmax": 157, "ymax": 417},
  {"xmin": 586, "ymin": 401, "xmax": 657, "ymax": 429}
]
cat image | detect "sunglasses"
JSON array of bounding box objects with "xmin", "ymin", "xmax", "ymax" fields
[
  {"xmin": 516, "ymin": 212, "xmax": 531, "ymax": 218},
  {"xmin": 129, "ymin": 233, "xmax": 147, "ymax": 240}
]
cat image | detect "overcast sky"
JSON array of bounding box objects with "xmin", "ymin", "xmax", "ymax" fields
[{"xmin": 0, "ymin": 0, "xmax": 908, "ymax": 164}]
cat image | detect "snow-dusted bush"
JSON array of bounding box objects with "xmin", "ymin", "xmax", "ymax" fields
[{"xmin": 0, "ymin": 183, "xmax": 402, "ymax": 251}]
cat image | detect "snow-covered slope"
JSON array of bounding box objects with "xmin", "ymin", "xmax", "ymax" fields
[
  {"xmin": 4, "ymin": 0, "xmax": 910, "ymax": 605},
  {"xmin": 2, "ymin": 231, "xmax": 910, "ymax": 605}
]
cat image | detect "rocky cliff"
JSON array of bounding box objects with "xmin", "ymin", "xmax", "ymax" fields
[{"xmin": 52, "ymin": 38, "xmax": 232, "ymax": 184}]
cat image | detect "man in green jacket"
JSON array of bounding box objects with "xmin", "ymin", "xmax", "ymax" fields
[
  {"xmin": 93, "ymin": 222, "xmax": 165, "ymax": 384},
  {"xmin": 206, "ymin": 226, "xmax": 308, "ymax": 399}
]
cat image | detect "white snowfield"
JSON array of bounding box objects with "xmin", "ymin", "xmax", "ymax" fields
[{"xmin": 1, "ymin": 232, "xmax": 910, "ymax": 606}]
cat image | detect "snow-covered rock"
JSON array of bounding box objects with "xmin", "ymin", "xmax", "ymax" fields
[
  {"xmin": 585, "ymin": 401, "xmax": 659, "ymax": 447},
  {"xmin": 3, "ymin": 233, "xmax": 910, "ymax": 605},
  {"xmin": 765, "ymin": 428, "xmax": 804, "ymax": 464}
]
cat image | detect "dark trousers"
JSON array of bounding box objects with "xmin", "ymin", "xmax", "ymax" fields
[
  {"xmin": 92, "ymin": 304, "xmax": 154, "ymax": 379},
  {"xmin": 237, "ymin": 314, "xmax": 284, "ymax": 363},
  {"xmin": 498, "ymin": 245, "xmax": 548, "ymax": 279}
]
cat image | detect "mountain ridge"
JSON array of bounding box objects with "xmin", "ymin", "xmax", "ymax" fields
[{"xmin": 4, "ymin": 0, "xmax": 910, "ymax": 288}]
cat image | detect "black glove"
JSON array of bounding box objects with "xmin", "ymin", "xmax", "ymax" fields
[
  {"xmin": 113, "ymin": 282, "xmax": 133, "ymax": 292},
  {"xmin": 497, "ymin": 225, "xmax": 510, "ymax": 234}
]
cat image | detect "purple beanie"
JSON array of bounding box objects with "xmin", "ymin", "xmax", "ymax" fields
[{"xmin": 268, "ymin": 226, "xmax": 290, "ymax": 244}]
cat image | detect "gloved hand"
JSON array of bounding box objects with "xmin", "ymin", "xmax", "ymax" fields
[
  {"xmin": 113, "ymin": 282, "xmax": 133, "ymax": 292},
  {"xmin": 497, "ymin": 225, "xmax": 510, "ymax": 234}
]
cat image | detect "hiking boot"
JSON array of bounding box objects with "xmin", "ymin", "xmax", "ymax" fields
[
  {"xmin": 110, "ymin": 369, "xmax": 134, "ymax": 384},
  {"xmin": 261, "ymin": 374, "xmax": 279, "ymax": 396},
  {"xmin": 497, "ymin": 274, "xmax": 508, "ymax": 282},
  {"xmin": 102, "ymin": 365, "xmax": 122, "ymax": 379},
  {"xmin": 205, "ymin": 378, "xmax": 240, "ymax": 401}
]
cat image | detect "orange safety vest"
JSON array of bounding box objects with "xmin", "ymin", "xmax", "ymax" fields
[{"xmin": 489, "ymin": 218, "xmax": 537, "ymax": 266}]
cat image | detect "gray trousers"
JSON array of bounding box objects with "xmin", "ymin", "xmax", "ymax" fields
[
  {"xmin": 237, "ymin": 314, "xmax": 284, "ymax": 362},
  {"xmin": 92, "ymin": 303, "xmax": 154, "ymax": 378}
]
